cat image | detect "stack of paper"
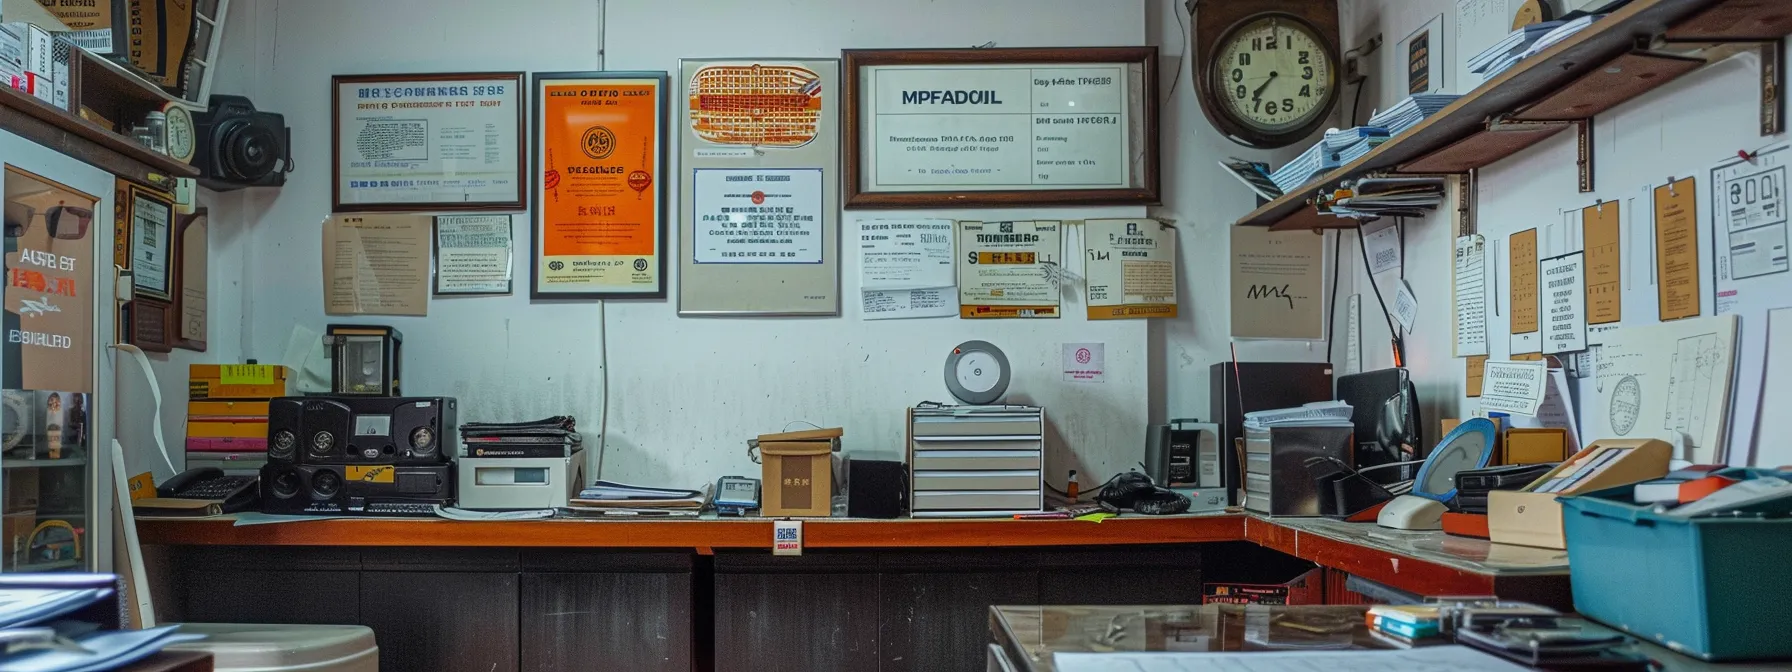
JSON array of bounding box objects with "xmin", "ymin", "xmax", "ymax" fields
[
  {"xmin": 0, "ymin": 575, "xmax": 205, "ymax": 671},
  {"xmin": 1323, "ymin": 176, "xmax": 1447, "ymax": 219},
  {"xmin": 564, "ymin": 480, "xmax": 711, "ymax": 516},
  {"xmin": 1268, "ymin": 139, "xmax": 1336, "ymax": 194},
  {"xmin": 1219, "ymin": 157, "xmax": 1282, "ymax": 200},
  {"xmin": 1366, "ymin": 94, "xmax": 1462, "ymax": 137},
  {"xmin": 1326, "ymin": 126, "xmax": 1390, "ymax": 164},
  {"xmin": 1468, "ymin": 20, "xmax": 1565, "ymax": 75},
  {"xmin": 1243, "ymin": 401, "xmax": 1355, "ymax": 430}
]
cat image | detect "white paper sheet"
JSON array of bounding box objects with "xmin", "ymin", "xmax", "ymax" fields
[
  {"xmin": 1541, "ymin": 252, "xmax": 1588, "ymax": 354},
  {"xmin": 1480, "ymin": 360, "xmax": 1548, "ymax": 416},
  {"xmin": 860, "ymin": 219, "xmax": 956, "ymax": 320},
  {"xmin": 1510, "ymin": 369, "xmax": 1582, "ymax": 454},
  {"xmin": 1584, "ymin": 314, "xmax": 1739, "ymax": 464},
  {"xmin": 1053, "ymin": 644, "xmax": 1531, "ymax": 672},
  {"xmin": 862, "ymin": 288, "xmax": 956, "ymax": 320},
  {"xmin": 1345, "ymin": 294, "xmax": 1363, "ymax": 375},
  {"xmin": 1363, "ymin": 222, "xmax": 1402, "ymax": 275},
  {"xmin": 1755, "ymin": 307, "xmax": 1792, "ymax": 467},
  {"xmin": 1708, "ymin": 144, "xmax": 1792, "ymax": 464},
  {"xmin": 1454, "ymin": 234, "xmax": 1490, "ymax": 356},
  {"xmin": 1393, "ymin": 279, "xmax": 1418, "ymax": 333},
  {"xmin": 1062, "ymin": 343, "xmax": 1106, "ymax": 383}
]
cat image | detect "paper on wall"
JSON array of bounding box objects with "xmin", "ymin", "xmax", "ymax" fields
[
  {"xmin": 321, "ymin": 214, "xmax": 430, "ymax": 316},
  {"xmin": 1230, "ymin": 226, "xmax": 1325, "ymax": 340},
  {"xmin": 1466, "ymin": 354, "xmax": 1488, "ymax": 398},
  {"xmin": 1584, "ymin": 201, "xmax": 1622, "ymax": 324},
  {"xmin": 958, "ymin": 220, "xmax": 1061, "ymax": 319},
  {"xmin": 1583, "ymin": 314, "xmax": 1738, "ymax": 464},
  {"xmin": 1708, "ymin": 145, "xmax": 1792, "ymax": 463},
  {"xmin": 1362, "ymin": 221, "xmax": 1402, "ymax": 275},
  {"xmin": 1509, "ymin": 369, "xmax": 1582, "ymax": 454},
  {"xmin": 1480, "ymin": 360, "xmax": 1548, "ymax": 416},
  {"xmin": 1346, "ymin": 294, "xmax": 1363, "ymax": 375},
  {"xmin": 1654, "ymin": 177, "xmax": 1702, "ymax": 321},
  {"xmin": 1453, "ymin": 234, "xmax": 1489, "ymax": 356},
  {"xmin": 1509, "ymin": 228, "xmax": 1541, "ymax": 354},
  {"xmin": 1393, "ymin": 279, "xmax": 1418, "ymax": 334},
  {"xmin": 1083, "ymin": 219, "xmax": 1177, "ymax": 319},
  {"xmin": 1541, "ymin": 252, "xmax": 1588, "ymax": 354},
  {"xmin": 860, "ymin": 219, "xmax": 955, "ymax": 320},
  {"xmin": 862, "ymin": 288, "xmax": 955, "ymax": 320},
  {"xmin": 1062, "ymin": 343, "xmax": 1105, "ymax": 383}
]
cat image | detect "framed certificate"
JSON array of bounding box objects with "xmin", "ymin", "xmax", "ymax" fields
[
  {"xmin": 531, "ymin": 71, "xmax": 669, "ymax": 299},
  {"xmin": 332, "ymin": 72, "xmax": 527, "ymax": 212},
  {"xmin": 127, "ymin": 186, "xmax": 175, "ymax": 303},
  {"xmin": 843, "ymin": 47, "xmax": 1160, "ymax": 209}
]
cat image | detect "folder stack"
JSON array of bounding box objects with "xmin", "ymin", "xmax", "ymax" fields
[
  {"xmin": 908, "ymin": 405, "xmax": 1045, "ymax": 517},
  {"xmin": 186, "ymin": 364, "xmax": 290, "ymax": 475},
  {"xmin": 1366, "ymin": 94, "xmax": 1462, "ymax": 137},
  {"xmin": 1468, "ymin": 20, "xmax": 1566, "ymax": 77}
]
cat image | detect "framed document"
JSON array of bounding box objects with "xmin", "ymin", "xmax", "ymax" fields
[
  {"xmin": 531, "ymin": 71, "xmax": 669, "ymax": 299},
  {"xmin": 332, "ymin": 72, "xmax": 527, "ymax": 212},
  {"xmin": 434, "ymin": 214, "xmax": 514, "ymax": 295},
  {"xmin": 127, "ymin": 186, "xmax": 175, "ymax": 303},
  {"xmin": 175, "ymin": 209, "xmax": 209, "ymax": 351},
  {"xmin": 679, "ymin": 58, "xmax": 840, "ymax": 315},
  {"xmin": 843, "ymin": 47, "xmax": 1159, "ymax": 209}
]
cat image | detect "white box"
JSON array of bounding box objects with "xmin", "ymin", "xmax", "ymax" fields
[
  {"xmin": 457, "ymin": 450, "xmax": 584, "ymax": 510},
  {"xmin": 1, "ymin": 23, "xmax": 51, "ymax": 102},
  {"xmin": 0, "ymin": 24, "xmax": 27, "ymax": 92}
]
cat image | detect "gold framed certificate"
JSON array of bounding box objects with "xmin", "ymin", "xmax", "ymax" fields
[{"xmin": 844, "ymin": 47, "xmax": 1160, "ymax": 209}]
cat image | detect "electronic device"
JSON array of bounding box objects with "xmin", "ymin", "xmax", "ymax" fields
[
  {"xmin": 458, "ymin": 450, "xmax": 584, "ymax": 510},
  {"xmin": 1379, "ymin": 418, "xmax": 1496, "ymax": 530},
  {"xmin": 259, "ymin": 462, "xmax": 452, "ymax": 516},
  {"xmin": 845, "ymin": 459, "xmax": 906, "ymax": 519},
  {"xmin": 1243, "ymin": 423, "xmax": 1354, "ymax": 517},
  {"xmin": 326, "ymin": 324, "xmax": 403, "ymax": 396},
  {"xmin": 1457, "ymin": 462, "xmax": 1556, "ymax": 493},
  {"xmin": 158, "ymin": 467, "xmax": 259, "ymax": 513},
  {"xmin": 1146, "ymin": 419, "xmax": 1221, "ymax": 488},
  {"xmin": 714, "ymin": 475, "xmax": 761, "ymax": 516},
  {"xmin": 1336, "ymin": 368, "xmax": 1423, "ymax": 485},
  {"xmin": 1210, "ymin": 362, "xmax": 1334, "ymax": 505},
  {"xmin": 944, "ymin": 340, "xmax": 1010, "ymax": 405},
  {"xmin": 1189, "ymin": 0, "xmax": 1343, "ymax": 149},
  {"xmin": 193, "ymin": 94, "xmax": 292, "ymax": 190},
  {"xmin": 267, "ymin": 396, "xmax": 457, "ymax": 465}
]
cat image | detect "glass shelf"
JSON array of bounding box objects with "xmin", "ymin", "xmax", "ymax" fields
[{"xmin": 2, "ymin": 457, "xmax": 88, "ymax": 469}]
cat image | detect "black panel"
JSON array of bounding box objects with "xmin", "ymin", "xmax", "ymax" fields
[
  {"xmin": 360, "ymin": 572, "xmax": 518, "ymax": 672},
  {"xmin": 713, "ymin": 572, "xmax": 879, "ymax": 672},
  {"xmin": 521, "ymin": 572, "xmax": 692, "ymax": 672},
  {"xmin": 178, "ymin": 570, "xmax": 359, "ymax": 625},
  {"xmin": 879, "ymin": 571, "xmax": 1038, "ymax": 672}
]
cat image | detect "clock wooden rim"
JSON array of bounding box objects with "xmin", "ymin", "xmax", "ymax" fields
[{"xmin": 1195, "ymin": 8, "xmax": 1342, "ymax": 149}]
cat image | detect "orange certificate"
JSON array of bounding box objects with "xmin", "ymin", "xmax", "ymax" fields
[{"xmin": 533, "ymin": 73, "xmax": 667, "ymax": 298}]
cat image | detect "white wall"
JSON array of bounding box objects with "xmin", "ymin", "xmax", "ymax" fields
[{"xmin": 1340, "ymin": 0, "xmax": 1791, "ymax": 462}]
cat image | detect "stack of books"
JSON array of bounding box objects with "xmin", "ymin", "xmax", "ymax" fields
[
  {"xmin": 563, "ymin": 480, "xmax": 709, "ymax": 517},
  {"xmin": 1366, "ymin": 605, "xmax": 1445, "ymax": 648},
  {"xmin": 1468, "ymin": 20, "xmax": 1566, "ymax": 77},
  {"xmin": 1366, "ymin": 94, "xmax": 1462, "ymax": 137},
  {"xmin": 1325, "ymin": 126, "xmax": 1390, "ymax": 164},
  {"xmin": 908, "ymin": 404, "xmax": 1045, "ymax": 517},
  {"xmin": 185, "ymin": 364, "xmax": 290, "ymax": 476},
  {"xmin": 1268, "ymin": 139, "xmax": 1338, "ymax": 194}
]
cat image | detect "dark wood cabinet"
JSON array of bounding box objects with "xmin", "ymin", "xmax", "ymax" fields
[
  {"xmin": 878, "ymin": 571, "xmax": 1037, "ymax": 672},
  {"xmin": 361, "ymin": 571, "xmax": 520, "ymax": 672},
  {"xmin": 713, "ymin": 554, "xmax": 881, "ymax": 672},
  {"xmin": 519, "ymin": 552, "xmax": 695, "ymax": 672}
]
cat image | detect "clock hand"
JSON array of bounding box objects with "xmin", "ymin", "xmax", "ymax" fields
[{"xmin": 1251, "ymin": 72, "xmax": 1279, "ymax": 101}]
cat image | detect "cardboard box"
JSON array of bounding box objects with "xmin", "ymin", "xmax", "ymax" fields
[
  {"xmin": 1503, "ymin": 428, "xmax": 1567, "ymax": 465},
  {"xmin": 1488, "ymin": 438, "xmax": 1670, "ymax": 549},
  {"xmin": 758, "ymin": 427, "xmax": 841, "ymax": 517},
  {"xmin": 188, "ymin": 364, "xmax": 291, "ymax": 400}
]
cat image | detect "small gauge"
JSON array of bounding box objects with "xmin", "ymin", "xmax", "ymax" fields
[{"xmin": 944, "ymin": 340, "xmax": 1010, "ymax": 405}]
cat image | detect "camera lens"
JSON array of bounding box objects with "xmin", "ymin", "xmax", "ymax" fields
[{"xmin": 219, "ymin": 119, "xmax": 279, "ymax": 183}]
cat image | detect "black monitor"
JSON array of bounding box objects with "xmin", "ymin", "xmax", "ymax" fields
[{"xmin": 1335, "ymin": 368, "xmax": 1422, "ymax": 485}]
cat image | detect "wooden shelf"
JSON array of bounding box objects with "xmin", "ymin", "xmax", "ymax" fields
[
  {"xmin": 1237, "ymin": 0, "xmax": 1772, "ymax": 231},
  {"xmin": 0, "ymin": 83, "xmax": 197, "ymax": 188}
]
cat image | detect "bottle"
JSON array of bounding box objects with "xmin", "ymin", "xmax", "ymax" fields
[
  {"xmin": 143, "ymin": 111, "xmax": 167, "ymax": 154},
  {"xmin": 1067, "ymin": 469, "xmax": 1080, "ymax": 501}
]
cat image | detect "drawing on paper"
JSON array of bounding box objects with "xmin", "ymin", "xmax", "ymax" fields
[
  {"xmin": 1665, "ymin": 333, "xmax": 1724, "ymax": 446},
  {"xmin": 687, "ymin": 64, "xmax": 823, "ymax": 147},
  {"xmin": 1610, "ymin": 375, "xmax": 1640, "ymax": 435}
]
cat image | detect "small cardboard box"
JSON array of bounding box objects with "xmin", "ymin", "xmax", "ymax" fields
[
  {"xmin": 1488, "ymin": 438, "xmax": 1670, "ymax": 549},
  {"xmin": 758, "ymin": 427, "xmax": 841, "ymax": 517},
  {"xmin": 1503, "ymin": 428, "xmax": 1567, "ymax": 465}
]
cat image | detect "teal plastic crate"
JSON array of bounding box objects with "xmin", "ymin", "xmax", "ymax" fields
[{"xmin": 1559, "ymin": 472, "xmax": 1792, "ymax": 661}]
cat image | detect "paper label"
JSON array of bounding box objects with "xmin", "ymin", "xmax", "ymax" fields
[
  {"xmin": 1062, "ymin": 343, "xmax": 1106, "ymax": 383},
  {"xmin": 129, "ymin": 472, "xmax": 156, "ymax": 501},
  {"xmin": 346, "ymin": 465, "xmax": 395, "ymax": 483},
  {"xmin": 773, "ymin": 520, "xmax": 803, "ymax": 556},
  {"xmin": 1480, "ymin": 360, "xmax": 1548, "ymax": 416},
  {"xmin": 1393, "ymin": 279, "xmax": 1418, "ymax": 333},
  {"xmin": 220, "ymin": 364, "xmax": 278, "ymax": 386}
]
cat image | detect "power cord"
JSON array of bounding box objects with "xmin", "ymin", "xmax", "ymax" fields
[{"xmin": 1355, "ymin": 227, "xmax": 1406, "ymax": 365}]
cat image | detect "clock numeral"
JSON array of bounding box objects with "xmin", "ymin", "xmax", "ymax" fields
[
  {"xmin": 1266, "ymin": 101, "xmax": 1279, "ymax": 115},
  {"xmin": 1231, "ymin": 68, "xmax": 1243, "ymax": 83},
  {"xmin": 1235, "ymin": 84, "xmax": 1246, "ymax": 99},
  {"xmin": 1302, "ymin": 66, "xmax": 1314, "ymax": 80},
  {"xmin": 1300, "ymin": 85, "xmax": 1311, "ymax": 97},
  {"xmin": 1238, "ymin": 52, "xmax": 1251, "ymax": 66},
  {"xmin": 1282, "ymin": 98, "xmax": 1294, "ymax": 111},
  {"xmin": 1251, "ymin": 37, "xmax": 1262, "ymax": 50},
  {"xmin": 1286, "ymin": 35, "xmax": 1293, "ymax": 50},
  {"xmin": 1265, "ymin": 37, "xmax": 1277, "ymax": 50},
  {"xmin": 1299, "ymin": 51, "xmax": 1311, "ymax": 65},
  {"xmin": 1253, "ymin": 99, "xmax": 1262, "ymax": 113}
]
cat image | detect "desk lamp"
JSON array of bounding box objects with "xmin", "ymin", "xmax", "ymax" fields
[{"xmin": 1378, "ymin": 417, "xmax": 1497, "ymax": 530}]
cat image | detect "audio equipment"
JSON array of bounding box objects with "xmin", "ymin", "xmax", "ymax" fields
[
  {"xmin": 193, "ymin": 94, "xmax": 292, "ymax": 190},
  {"xmin": 846, "ymin": 458, "xmax": 907, "ymax": 519},
  {"xmin": 259, "ymin": 462, "xmax": 452, "ymax": 516},
  {"xmin": 267, "ymin": 396, "xmax": 457, "ymax": 465}
]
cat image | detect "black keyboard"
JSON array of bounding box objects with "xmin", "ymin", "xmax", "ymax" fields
[
  {"xmin": 181, "ymin": 475, "xmax": 256, "ymax": 499},
  {"xmin": 362, "ymin": 502, "xmax": 439, "ymax": 516}
]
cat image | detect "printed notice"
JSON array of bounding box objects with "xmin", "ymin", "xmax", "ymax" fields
[
  {"xmin": 335, "ymin": 76, "xmax": 522, "ymax": 207},
  {"xmin": 1453, "ymin": 235, "xmax": 1489, "ymax": 356},
  {"xmin": 1466, "ymin": 354, "xmax": 1488, "ymax": 397},
  {"xmin": 1393, "ymin": 279, "xmax": 1418, "ymax": 333},
  {"xmin": 693, "ymin": 168, "xmax": 823, "ymax": 263},
  {"xmin": 1712, "ymin": 146, "xmax": 1790, "ymax": 281},
  {"xmin": 1363, "ymin": 222, "xmax": 1402, "ymax": 274},
  {"xmin": 434, "ymin": 215, "xmax": 513, "ymax": 294},
  {"xmin": 323, "ymin": 214, "xmax": 431, "ymax": 316},
  {"xmin": 1583, "ymin": 202, "xmax": 1622, "ymax": 324},
  {"xmin": 958, "ymin": 220, "xmax": 1061, "ymax": 318},
  {"xmin": 862, "ymin": 64, "xmax": 1131, "ymax": 192},
  {"xmin": 1230, "ymin": 227, "xmax": 1324, "ymax": 340},
  {"xmin": 1084, "ymin": 219, "xmax": 1177, "ymax": 319},
  {"xmin": 862, "ymin": 288, "xmax": 956, "ymax": 320},
  {"xmin": 1062, "ymin": 343, "xmax": 1106, "ymax": 383},
  {"xmin": 1541, "ymin": 252, "xmax": 1588, "ymax": 354},
  {"xmin": 1509, "ymin": 228, "xmax": 1541, "ymax": 353},
  {"xmin": 861, "ymin": 219, "xmax": 955, "ymax": 320},
  {"xmin": 1480, "ymin": 360, "xmax": 1548, "ymax": 416},
  {"xmin": 1654, "ymin": 177, "xmax": 1701, "ymax": 320}
]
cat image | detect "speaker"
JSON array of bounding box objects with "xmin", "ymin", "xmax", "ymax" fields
[
  {"xmin": 846, "ymin": 459, "xmax": 907, "ymax": 519},
  {"xmin": 260, "ymin": 462, "xmax": 452, "ymax": 516},
  {"xmin": 266, "ymin": 396, "xmax": 457, "ymax": 465}
]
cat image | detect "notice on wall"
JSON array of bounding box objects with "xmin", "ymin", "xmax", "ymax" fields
[
  {"xmin": 1062, "ymin": 343, "xmax": 1106, "ymax": 383},
  {"xmin": 1466, "ymin": 354, "xmax": 1489, "ymax": 397},
  {"xmin": 958, "ymin": 220, "xmax": 1061, "ymax": 318},
  {"xmin": 1654, "ymin": 177, "xmax": 1701, "ymax": 321},
  {"xmin": 1363, "ymin": 222, "xmax": 1402, "ymax": 275},
  {"xmin": 862, "ymin": 288, "xmax": 955, "ymax": 320},
  {"xmin": 1541, "ymin": 252, "xmax": 1588, "ymax": 354},
  {"xmin": 1230, "ymin": 227, "xmax": 1324, "ymax": 340},
  {"xmin": 1480, "ymin": 360, "xmax": 1548, "ymax": 416},
  {"xmin": 1084, "ymin": 219, "xmax": 1177, "ymax": 319},
  {"xmin": 1583, "ymin": 201, "xmax": 1622, "ymax": 325},
  {"xmin": 323, "ymin": 214, "xmax": 430, "ymax": 316},
  {"xmin": 433, "ymin": 215, "xmax": 513, "ymax": 295},
  {"xmin": 1707, "ymin": 144, "xmax": 1792, "ymax": 464},
  {"xmin": 861, "ymin": 218, "xmax": 955, "ymax": 320},
  {"xmin": 692, "ymin": 169, "xmax": 824, "ymax": 264},
  {"xmin": 1453, "ymin": 234, "xmax": 1489, "ymax": 356},
  {"xmin": 1393, "ymin": 279, "xmax": 1419, "ymax": 333},
  {"xmin": 1509, "ymin": 228, "xmax": 1541, "ymax": 353}
]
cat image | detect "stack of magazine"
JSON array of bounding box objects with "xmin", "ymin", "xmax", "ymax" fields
[
  {"xmin": 1366, "ymin": 94, "xmax": 1462, "ymax": 137},
  {"xmin": 563, "ymin": 480, "xmax": 711, "ymax": 517},
  {"xmin": 1468, "ymin": 20, "xmax": 1567, "ymax": 77}
]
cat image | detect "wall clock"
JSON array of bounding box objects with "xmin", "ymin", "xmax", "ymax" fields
[{"xmin": 1191, "ymin": 0, "xmax": 1342, "ymax": 149}]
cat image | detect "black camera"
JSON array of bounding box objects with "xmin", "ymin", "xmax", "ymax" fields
[{"xmin": 193, "ymin": 94, "xmax": 292, "ymax": 190}]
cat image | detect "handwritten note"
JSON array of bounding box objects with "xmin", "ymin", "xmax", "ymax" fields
[
  {"xmin": 1541, "ymin": 252, "xmax": 1588, "ymax": 354},
  {"xmin": 1454, "ymin": 234, "xmax": 1489, "ymax": 356},
  {"xmin": 1583, "ymin": 202, "xmax": 1621, "ymax": 324},
  {"xmin": 1654, "ymin": 178, "xmax": 1701, "ymax": 320},
  {"xmin": 1230, "ymin": 226, "xmax": 1324, "ymax": 340}
]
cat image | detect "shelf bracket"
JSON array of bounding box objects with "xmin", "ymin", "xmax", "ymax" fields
[
  {"xmin": 1575, "ymin": 118, "xmax": 1594, "ymax": 193},
  {"xmin": 1762, "ymin": 40, "xmax": 1784, "ymax": 136},
  {"xmin": 1456, "ymin": 172, "xmax": 1476, "ymax": 237}
]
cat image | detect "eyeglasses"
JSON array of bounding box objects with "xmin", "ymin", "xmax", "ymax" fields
[{"xmin": 3, "ymin": 202, "xmax": 92, "ymax": 240}]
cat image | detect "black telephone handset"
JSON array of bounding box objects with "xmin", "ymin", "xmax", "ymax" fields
[{"xmin": 158, "ymin": 467, "xmax": 259, "ymax": 512}]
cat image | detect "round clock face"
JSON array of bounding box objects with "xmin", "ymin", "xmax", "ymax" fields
[
  {"xmin": 1214, "ymin": 15, "xmax": 1336, "ymax": 136},
  {"xmin": 955, "ymin": 352, "xmax": 1001, "ymax": 394},
  {"xmin": 163, "ymin": 103, "xmax": 196, "ymax": 164}
]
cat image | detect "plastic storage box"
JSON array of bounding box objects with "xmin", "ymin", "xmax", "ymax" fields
[{"xmin": 1559, "ymin": 473, "xmax": 1792, "ymax": 661}]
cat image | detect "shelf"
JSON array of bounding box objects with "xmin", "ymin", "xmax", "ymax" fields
[
  {"xmin": 0, "ymin": 71, "xmax": 198, "ymax": 189},
  {"xmin": 10, "ymin": 558, "xmax": 79, "ymax": 572},
  {"xmin": 1236, "ymin": 0, "xmax": 1775, "ymax": 231},
  {"xmin": 2, "ymin": 456, "xmax": 88, "ymax": 468}
]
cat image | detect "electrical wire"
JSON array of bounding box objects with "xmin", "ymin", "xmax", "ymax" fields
[
  {"xmin": 1349, "ymin": 75, "xmax": 1368, "ymax": 127},
  {"xmin": 1164, "ymin": 0, "xmax": 1190, "ymax": 106},
  {"xmin": 595, "ymin": 300, "xmax": 610, "ymax": 480},
  {"xmin": 1326, "ymin": 231, "xmax": 1341, "ymax": 364},
  {"xmin": 1355, "ymin": 227, "xmax": 1404, "ymax": 364}
]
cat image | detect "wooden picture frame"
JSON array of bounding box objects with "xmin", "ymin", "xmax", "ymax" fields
[
  {"xmin": 530, "ymin": 71, "xmax": 669, "ymax": 299},
  {"xmin": 331, "ymin": 72, "xmax": 528, "ymax": 213},
  {"xmin": 125, "ymin": 185, "xmax": 175, "ymax": 303},
  {"xmin": 174, "ymin": 209, "xmax": 207, "ymax": 352},
  {"xmin": 842, "ymin": 47, "xmax": 1160, "ymax": 209}
]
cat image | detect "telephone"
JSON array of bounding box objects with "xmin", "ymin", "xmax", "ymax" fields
[{"xmin": 158, "ymin": 467, "xmax": 258, "ymax": 513}]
